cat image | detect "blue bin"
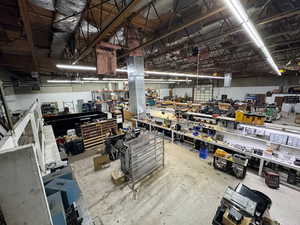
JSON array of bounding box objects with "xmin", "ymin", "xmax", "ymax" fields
[
  {"xmin": 193, "ymin": 131, "xmax": 199, "ymax": 136},
  {"xmin": 199, "ymin": 148, "xmax": 208, "ymax": 159}
]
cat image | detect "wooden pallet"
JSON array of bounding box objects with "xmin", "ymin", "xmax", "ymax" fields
[{"xmin": 81, "ymin": 120, "xmax": 117, "ymax": 151}]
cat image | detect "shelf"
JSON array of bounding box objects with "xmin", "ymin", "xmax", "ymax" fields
[
  {"xmin": 93, "ymin": 89, "xmax": 128, "ymax": 93},
  {"xmin": 136, "ymin": 119, "xmax": 300, "ymax": 173},
  {"xmin": 198, "ymin": 122, "xmax": 300, "ymax": 151}
]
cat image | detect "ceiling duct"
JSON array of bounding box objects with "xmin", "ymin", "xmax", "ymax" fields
[
  {"xmin": 55, "ymin": 0, "xmax": 86, "ymax": 15},
  {"xmin": 53, "ymin": 13, "xmax": 81, "ymax": 33},
  {"xmin": 51, "ymin": 32, "xmax": 71, "ymax": 57},
  {"xmin": 80, "ymin": 20, "xmax": 99, "ymax": 36},
  {"xmin": 50, "ymin": 0, "xmax": 87, "ymax": 58},
  {"xmin": 29, "ymin": 0, "xmax": 55, "ymax": 11}
]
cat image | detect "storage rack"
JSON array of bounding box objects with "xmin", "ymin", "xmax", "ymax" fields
[
  {"xmin": 81, "ymin": 120, "xmax": 117, "ymax": 151},
  {"xmin": 121, "ymin": 131, "xmax": 165, "ymax": 189}
]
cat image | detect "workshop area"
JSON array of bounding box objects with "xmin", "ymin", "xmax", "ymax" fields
[
  {"xmin": 0, "ymin": 0, "xmax": 300, "ymax": 225},
  {"xmin": 72, "ymin": 142, "xmax": 300, "ymax": 225}
]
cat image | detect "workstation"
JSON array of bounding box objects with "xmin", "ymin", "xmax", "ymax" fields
[{"xmin": 0, "ymin": 0, "xmax": 300, "ymax": 225}]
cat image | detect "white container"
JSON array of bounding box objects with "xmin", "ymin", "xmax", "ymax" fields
[{"xmin": 282, "ymin": 103, "xmax": 293, "ymax": 113}]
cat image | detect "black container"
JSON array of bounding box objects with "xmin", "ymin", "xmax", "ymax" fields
[{"xmin": 287, "ymin": 169, "xmax": 297, "ymax": 185}]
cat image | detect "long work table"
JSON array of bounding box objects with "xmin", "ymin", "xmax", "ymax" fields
[{"xmin": 134, "ymin": 119, "xmax": 300, "ymax": 176}]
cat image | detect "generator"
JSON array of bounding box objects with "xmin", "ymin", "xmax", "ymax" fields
[{"xmin": 213, "ymin": 184, "xmax": 272, "ymax": 225}]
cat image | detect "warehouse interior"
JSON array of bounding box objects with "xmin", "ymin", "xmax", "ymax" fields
[{"xmin": 0, "ymin": 0, "xmax": 300, "ymax": 225}]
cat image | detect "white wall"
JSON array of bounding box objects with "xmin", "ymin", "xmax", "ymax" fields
[
  {"xmin": 6, "ymin": 91, "xmax": 92, "ymax": 112},
  {"xmin": 6, "ymin": 82, "xmax": 171, "ymax": 112},
  {"xmin": 164, "ymin": 86, "xmax": 279, "ymax": 100},
  {"xmin": 214, "ymin": 86, "xmax": 279, "ymax": 100},
  {"xmin": 144, "ymin": 83, "xmax": 170, "ymax": 99},
  {"xmin": 173, "ymin": 88, "xmax": 193, "ymax": 97}
]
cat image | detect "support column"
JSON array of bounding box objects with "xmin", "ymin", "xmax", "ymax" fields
[
  {"xmin": 127, "ymin": 25, "xmax": 145, "ymax": 116},
  {"xmin": 128, "ymin": 56, "xmax": 146, "ymax": 115}
]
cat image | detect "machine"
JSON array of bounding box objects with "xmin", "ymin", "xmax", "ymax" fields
[
  {"xmin": 213, "ymin": 184, "xmax": 272, "ymax": 225},
  {"xmin": 43, "ymin": 166, "xmax": 83, "ymax": 225}
]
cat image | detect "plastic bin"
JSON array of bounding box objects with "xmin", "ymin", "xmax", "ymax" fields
[{"xmin": 199, "ymin": 148, "xmax": 208, "ymax": 159}]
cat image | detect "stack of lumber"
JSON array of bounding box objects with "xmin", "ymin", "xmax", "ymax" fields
[{"xmin": 81, "ymin": 120, "xmax": 117, "ymax": 150}]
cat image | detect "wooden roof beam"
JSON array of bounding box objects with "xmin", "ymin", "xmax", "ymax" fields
[{"xmin": 18, "ymin": 0, "xmax": 39, "ymax": 71}]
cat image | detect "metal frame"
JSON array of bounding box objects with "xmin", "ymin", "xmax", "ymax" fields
[
  {"xmin": 122, "ymin": 130, "xmax": 165, "ymax": 190},
  {"xmin": 0, "ymin": 99, "xmax": 46, "ymax": 172}
]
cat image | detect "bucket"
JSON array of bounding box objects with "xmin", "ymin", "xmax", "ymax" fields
[{"xmin": 199, "ymin": 148, "xmax": 208, "ymax": 159}]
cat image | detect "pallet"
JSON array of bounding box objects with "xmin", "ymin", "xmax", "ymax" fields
[{"xmin": 81, "ymin": 120, "xmax": 117, "ymax": 150}]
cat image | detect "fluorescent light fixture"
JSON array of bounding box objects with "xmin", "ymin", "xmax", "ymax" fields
[
  {"xmin": 47, "ymin": 80, "xmax": 81, "ymax": 83},
  {"xmin": 56, "ymin": 64, "xmax": 224, "ymax": 79},
  {"xmin": 82, "ymin": 77, "xmax": 99, "ymax": 81},
  {"xmin": 116, "ymin": 69, "xmax": 224, "ymax": 79},
  {"xmin": 115, "ymin": 69, "xmax": 127, "ymax": 73},
  {"xmin": 103, "ymin": 78, "xmax": 127, "ymax": 81},
  {"xmin": 47, "ymin": 80, "xmax": 176, "ymax": 85},
  {"xmin": 56, "ymin": 64, "xmax": 96, "ymax": 71},
  {"xmin": 103, "ymin": 78, "xmax": 192, "ymax": 82},
  {"xmin": 224, "ymin": 0, "xmax": 281, "ymax": 75},
  {"xmin": 47, "ymin": 80, "xmax": 118, "ymax": 84},
  {"xmin": 145, "ymin": 81, "xmax": 176, "ymax": 84}
]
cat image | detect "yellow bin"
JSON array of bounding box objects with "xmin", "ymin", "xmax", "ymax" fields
[{"xmin": 235, "ymin": 110, "xmax": 244, "ymax": 122}]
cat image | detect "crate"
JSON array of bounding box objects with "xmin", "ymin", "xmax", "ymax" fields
[{"xmin": 264, "ymin": 170, "xmax": 280, "ymax": 189}]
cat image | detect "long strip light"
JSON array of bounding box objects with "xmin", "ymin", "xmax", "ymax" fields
[
  {"xmin": 103, "ymin": 78, "xmax": 192, "ymax": 82},
  {"xmin": 224, "ymin": 0, "xmax": 281, "ymax": 76},
  {"xmin": 56, "ymin": 64, "xmax": 96, "ymax": 71},
  {"xmin": 47, "ymin": 80, "xmax": 176, "ymax": 84},
  {"xmin": 47, "ymin": 80, "xmax": 116, "ymax": 84},
  {"xmin": 116, "ymin": 69, "xmax": 224, "ymax": 79},
  {"xmin": 82, "ymin": 77, "xmax": 99, "ymax": 81},
  {"xmin": 56, "ymin": 64, "xmax": 224, "ymax": 79}
]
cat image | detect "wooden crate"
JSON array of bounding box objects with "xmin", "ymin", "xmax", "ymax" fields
[
  {"xmin": 81, "ymin": 120, "xmax": 117, "ymax": 151},
  {"xmin": 124, "ymin": 110, "xmax": 134, "ymax": 121}
]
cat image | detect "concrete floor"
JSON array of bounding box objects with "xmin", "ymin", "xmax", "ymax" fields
[{"xmin": 71, "ymin": 141, "xmax": 300, "ymax": 225}]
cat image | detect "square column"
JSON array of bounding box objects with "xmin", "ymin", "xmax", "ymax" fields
[{"xmin": 127, "ymin": 56, "xmax": 146, "ymax": 115}]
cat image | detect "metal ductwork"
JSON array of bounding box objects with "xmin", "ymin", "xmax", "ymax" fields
[
  {"xmin": 51, "ymin": 0, "xmax": 87, "ymax": 58},
  {"xmin": 80, "ymin": 20, "xmax": 99, "ymax": 36},
  {"xmin": 29, "ymin": 0, "xmax": 88, "ymax": 59},
  {"xmin": 29, "ymin": 0, "xmax": 55, "ymax": 11}
]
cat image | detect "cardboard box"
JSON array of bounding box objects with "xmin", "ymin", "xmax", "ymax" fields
[
  {"xmin": 93, "ymin": 155, "xmax": 111, "ymax": 171},
  {"xmin": 111, "ymin": 169, "xmax": 126, "ymax": 185}
]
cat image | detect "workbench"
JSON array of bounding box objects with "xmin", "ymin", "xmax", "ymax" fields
[{"xmin": 134, "ymin": 119, "xmax": 300, "ymax": 177}]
